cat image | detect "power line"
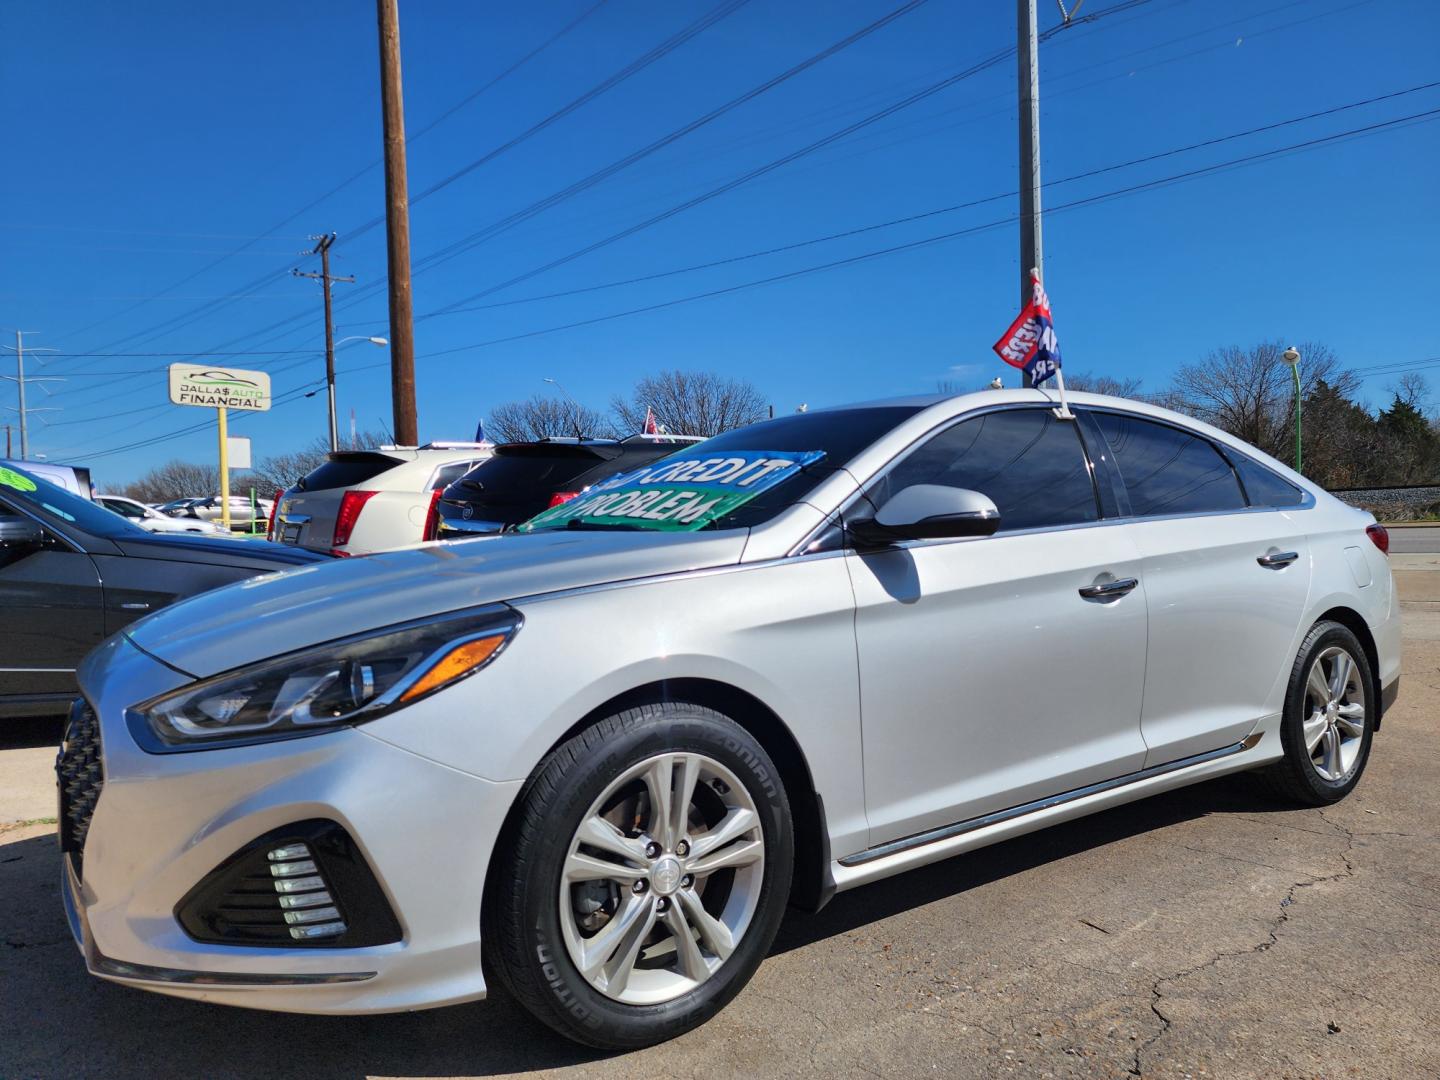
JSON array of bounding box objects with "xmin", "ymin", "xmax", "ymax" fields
[
  {"xmin": 412, "ymin": 107, "xmax": 1440, "ymax": 359},
  {"xmin": 424, "ymin": 78, "xmax": 1440, "ymax": 317}
]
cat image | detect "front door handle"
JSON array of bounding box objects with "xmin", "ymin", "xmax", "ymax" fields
[
  {"xmin": 1078, "ymin": 577, "xmax": 1138, "ymax": 601},
  {"xmin": 1257, "ymin": 551, "xmax": 1299, "ymax": 569}
]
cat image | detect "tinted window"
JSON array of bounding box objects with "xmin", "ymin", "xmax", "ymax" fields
[
  {"xmin": 1094, "ymin": 413, "xmax": 1244, "ymax": 517},
  {"xmin": 520, "ymin": 406, "xmax": 924, "ymax": 532},
  {"xmin": 868, "ymin": 408, "xmax": 1098, "ymax": 532},
  {"xmin": 297, "ymin": 454, "xmax": 400, "ymax": 492},
  {"xmin": 449, "ymin": 453, "xmax": 602, "ymax": 505},
  {"xmin": 101, "ymin": 498, "xmax": 146, "ymax": 518},
  {"xmin": 429, "ymin": 462, "xmax": 473, "ymax": 491},
  {"xmin": 1231, "ymin": 454, "xmax": 1305, "ymax": 508},
  {"xmin": 0, "ymin": 465, "xmax": 144, "ymax": 538}
]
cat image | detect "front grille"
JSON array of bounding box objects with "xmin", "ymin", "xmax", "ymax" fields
[{"xmin": 56, "ymin": 699, "xmax": 104, "ymax": 867}]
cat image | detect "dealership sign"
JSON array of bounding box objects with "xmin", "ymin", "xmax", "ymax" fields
[{"xmin": 168, "ymin": 364, "xmax": 272, "ymax": 411}]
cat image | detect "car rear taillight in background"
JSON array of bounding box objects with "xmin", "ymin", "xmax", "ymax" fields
[
  {"xmin": 332, "ymin": 490, "xmax": 378, "ymax": 549},
  {"xmin": 1366, "ymin": 523, "xmax": 1390, "ymax": 555},
  {"xmin": 266, "ymin": 489, "xmax": 282, "ymax": 541},
  {"xmin": 423, "ymin": 489, "xmax": 442, "ymax": 541},
  {"xmin": 548, "ymin": 491, "xmax": 580, "ymax": 508}
]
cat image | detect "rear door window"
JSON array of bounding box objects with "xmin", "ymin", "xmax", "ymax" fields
[
  {"xmin": 428, "ymin": 462, "xmax": 473, "ymax": 491},
  {"xmin": 1230, "ymin": 453, "xmax": 1306, "ymax": 508},
  {"xmin": 868, "ymin": 408, "xmax": 1099, "ymax": 533},
  {"xmin": 1092, "ymin": 412, "xmax": 1245, "ymax": 517}
]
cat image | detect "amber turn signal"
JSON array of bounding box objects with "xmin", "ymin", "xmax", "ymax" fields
[{"xmin": 398, "ymin": 634, "xmax": 509, "ymax": 703}]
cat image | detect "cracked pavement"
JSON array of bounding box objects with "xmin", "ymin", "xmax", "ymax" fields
[{"xmin": 2, "ymin": 565, "xmax": 1437, "ymax": 1078}]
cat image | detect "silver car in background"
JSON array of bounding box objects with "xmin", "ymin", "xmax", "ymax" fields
[{"xmin": 63, "ymin": 390, "xmax": 1399, "ymax": 1048}]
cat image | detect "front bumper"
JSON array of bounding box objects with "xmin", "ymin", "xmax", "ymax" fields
[{"xmin": 66, "ymin": 635, "xmax": 522, "ymax": 1014}]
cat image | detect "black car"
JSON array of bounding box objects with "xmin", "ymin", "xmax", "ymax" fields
[
  {"xmin": 433, "ymin": 435, "xmax": 702, "ymax": 539},
  {"xmin": 0, "ymin": 464, "xmax": 327, "ymax": 719}
]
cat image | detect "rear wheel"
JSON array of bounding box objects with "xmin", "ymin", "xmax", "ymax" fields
[
  {"xmin": 485, "ymin": 702, "xmax": 793, "ymax": 1048},
  {"xmin": 1259, "ymin": 621, "xmax": 1375, "ymax": 806}
]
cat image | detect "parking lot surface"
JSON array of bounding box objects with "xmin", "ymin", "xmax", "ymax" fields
[{"xmin": 3, "ymin": 562, "xmax": 1437, "ymax": 1079}]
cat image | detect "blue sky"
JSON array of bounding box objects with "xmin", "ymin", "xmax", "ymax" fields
[{"xmin": 2, "ymin": 0, "xmax": 1437, "ymax": 487}]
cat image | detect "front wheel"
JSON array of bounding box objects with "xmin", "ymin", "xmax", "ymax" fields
[
  {"xmin": 485, "ymin": 703, "xmax": 793, "ymax": 1049},
  {"xmin": 1259, "ymin": 620, "xmax": 1375, "ymax": 806}
]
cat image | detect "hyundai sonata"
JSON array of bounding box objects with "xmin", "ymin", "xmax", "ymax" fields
[{"xmin": 60, "ymin": 389, "xmax": 1399, "ymax": 1048}]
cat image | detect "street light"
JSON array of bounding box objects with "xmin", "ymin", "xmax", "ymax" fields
[
  {"xmin": 1282, "ymin": 346, "xmax": 1302, "ymax": 473},
  {"xmin": 542, "ymin": 377, "xmax": 584, "ymax": 438},
  {"xmin": 323, "ymin": 336, "xmax": 389, "ymax": 451}
]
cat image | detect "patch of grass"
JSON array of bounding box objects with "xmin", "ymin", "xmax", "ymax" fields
[{"xmin": 3, "ymin": 816, "xmax": 58, "ymax": 829}]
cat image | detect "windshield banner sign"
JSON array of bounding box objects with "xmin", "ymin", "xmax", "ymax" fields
[{"xmin": 518, "ymin": 449, "xmax": 825, "ymax": 533}]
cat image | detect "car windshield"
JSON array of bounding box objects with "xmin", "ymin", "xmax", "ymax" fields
[
  {"xmin": 0, "ymin": 464, "xmax": 145, "ymax": 538},
  {"xmin": 519, "ymin": 406, "xmax": 923, "ymax": 533}
]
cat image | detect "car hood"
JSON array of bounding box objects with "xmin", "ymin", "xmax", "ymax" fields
[
  {"xmin": 124, "ymin": 528, "xmax": 748, "ymax": 678},
  {"xmin": 111, "ymin": 532, "xmax": 329, "ymax": 570}
]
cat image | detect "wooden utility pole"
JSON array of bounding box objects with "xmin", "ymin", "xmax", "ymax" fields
[
  {"xmin": 377, "ymin": 0, "xmax": 418, "ymax": 445},
  {"xmin": 294, "ymin": 234, "xmax": 355, "ymax": 451},
  {"xmin": 1017, "ymin": 0, "xmax": 1043, "ymax": 388}
]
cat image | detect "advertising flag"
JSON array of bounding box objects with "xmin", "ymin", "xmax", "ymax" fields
[
  {"xmin": 993, "ymin": 271, "xmax": 1062, "ymax": 386},
  {"xmin": 643, "ymin": 407, "xmax": 659, "ymax": 436}
]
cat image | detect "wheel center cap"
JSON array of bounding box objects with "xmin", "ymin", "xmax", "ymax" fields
[
  {"xmin": 1327, "ymin": 700, "xmax": 1339, "ymax": 718},
  {"xmin": 652, "ymin": 855, "xmax": 683, "ymax": 897}
]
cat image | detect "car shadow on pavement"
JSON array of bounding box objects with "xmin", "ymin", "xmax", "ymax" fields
[
  {"xmin": 0, "ymin": 773, "xmax": 1287, "ymax": 1079},
  {"xmin": 0, "ymin": 714, "xmax": 65, "ymax": 751}
]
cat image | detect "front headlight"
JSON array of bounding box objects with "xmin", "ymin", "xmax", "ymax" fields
[{"xmin": 128, "ymin": 605, "xmax": 521, "ymax": 752}]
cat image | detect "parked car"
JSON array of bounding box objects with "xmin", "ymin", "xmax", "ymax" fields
[
  {"xmin": 0, "ymin": 463, "xmax": 324, "ymax": 720},
  {"xmin": 63, "ymin": 391, "xmax": 1398, "ymax": 1048},
  {"xmin": 434, "ymin": 434, "xmax": 703, "ymax": 539},
  {"xmin": 157, "ymin": 498, "xmax": 205, "ymax": 517},
  {"xmin": 96, "ymin": 494, "xmax": 229, "ymax": 536},
  {"xmin": 187, "ymin": 494, "xmax": 274, "ymax": 531},
  {"xmin": 0, "ymin": 458, "xmax": 93, "ymax": 498},
  {"xmin": 271, "ymin": 442, "xmax": 492, "ymax": 555}
]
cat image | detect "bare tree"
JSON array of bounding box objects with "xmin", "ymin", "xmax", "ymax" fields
[
  {"xmin": 120, "ymin": 460, "xmax": 223, "ymax": 502},
  {"xmin": 487, "ymin": 395, "xmax": 616, "ymax": 443},
  {"xmin": 1059, "ymin": 371, "xmax": 1146, "ymax": 398},
  {"xmin": 612, "ymin": 370, "xmax": 768, "ymax": 437},
  {"xmin": 1166, "ymin": 341, "xmax": 1357, "ymax": 460}
]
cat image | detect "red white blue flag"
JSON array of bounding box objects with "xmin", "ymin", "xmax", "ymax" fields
[{"xmin": 993, "ymin": 271, "xmax": 1061, "ymax": 385}]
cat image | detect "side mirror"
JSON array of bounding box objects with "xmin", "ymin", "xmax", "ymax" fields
[
  {"xmin": 849, "ymin": 485, "xmax": 1000, "ymax": 547},
  {"xmin": 0, "ymin": 515, "xmax": 46, "ymax": 549}
]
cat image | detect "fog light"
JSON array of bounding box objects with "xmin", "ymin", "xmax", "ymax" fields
[
  {"xmin": 277, "ymin": 891, "xmax": 335, "ymax": 910},
  {"xmin": 269, "ymin": 859, "xmax": 318, "ymax": 877},
  {"xmin": 267, "ymin": 843, "xmax": 311, "ymax": 861},
  {"xmin": 284, "ymin": 906, "xmax": 342, "ymax": 925},
  {"xmin": 273, "ymin": 874, "xmax": 327, "ymax": 893},
  {"xmin": 289, "ymin": 921, "xmax": 347, "ymax": 940}
]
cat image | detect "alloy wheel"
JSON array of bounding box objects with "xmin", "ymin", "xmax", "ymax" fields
[
  {"xmin": 1302, "ymin": 645, "xmax": 1367, "ymax": 782},
  {"xmin": 557, "ymin": 751, "xmax": 766, "ymax": 1005}
]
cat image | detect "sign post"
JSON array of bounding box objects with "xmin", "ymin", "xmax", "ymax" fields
[{"xmin": 168, "ymin": 365, "xmax": 272, "ymax": 534}]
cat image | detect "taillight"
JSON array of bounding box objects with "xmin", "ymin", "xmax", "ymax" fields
[
  {"xmin": 1366, "ymin": 523, "xmax": 1390, "ymax": 555},
  {"xmin": 423, "ymin": 489, "xmax": 442, "ymax": 541},
  {"xmin": 266, "ymin": 489, "xmax": 282, "ymax": 541},
  {"xmin": 332, "ymin": 490, "xmax": 378, "ymax": 549},
  {"xmin": 548, "ymin": 491, "xmax": 580, "ymax": 508}
]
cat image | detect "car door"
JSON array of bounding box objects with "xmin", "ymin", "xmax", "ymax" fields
[
  {"xmin": 0, "ymin": 501, "xmax": 106, "ymax": 702},
  {"xmin": 1085, "ymin": 409, "xmax": 1312, "ymax": 764},
  {"xmin": 846, "ymin": 406, "xmax": 1151, "ymax": 845}
]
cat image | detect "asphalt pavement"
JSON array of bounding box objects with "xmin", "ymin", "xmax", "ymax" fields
[{"xmin": 3, "ymin": 562, "xmax": 1438, "ymax": 1078}]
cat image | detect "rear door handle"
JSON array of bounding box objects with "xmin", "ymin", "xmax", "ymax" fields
[
  {"xmin": 1257, "ymin": 551, "xmax": 1299, "ymax": 569},
  {"xmin": 1078, "ymin": 577, "xmax": 1138, "ymax": 600}
]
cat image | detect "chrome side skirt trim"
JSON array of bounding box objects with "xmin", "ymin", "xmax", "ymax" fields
[{"xmin": 839, "ymin": 732, "xmax": 1263, "ymax": 868}]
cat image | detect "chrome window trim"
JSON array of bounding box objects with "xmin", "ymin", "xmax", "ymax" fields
[{"xmin": 839, "ymin": 732, "xmax": 1264, "ymax": 867}]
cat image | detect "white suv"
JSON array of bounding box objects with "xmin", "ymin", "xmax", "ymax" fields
[{"xmin": 270, "ymin": 443, "xmax": 492, "ymax": 556}]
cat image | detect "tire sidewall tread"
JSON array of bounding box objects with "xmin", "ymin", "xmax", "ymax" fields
[{"xmin": 485, "ymin": 702, "xmax": 794, "ymax": 1050}]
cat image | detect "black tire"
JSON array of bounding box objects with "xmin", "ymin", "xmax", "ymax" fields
[
  {"xmin": 1258, "ymin": 620, "xmax": 1375, "ymax": 806},
  {"xmin": 484, "ymin": 702, "xmax": 794, "ymax": 1049}
]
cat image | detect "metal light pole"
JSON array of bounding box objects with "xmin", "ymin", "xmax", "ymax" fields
[
  {"xmin": 1, "ymin": 333, "xmax": 63, "ymax": 460},
  {"xmin": 543, "ymin": 377, "xmax": 585, "ymax": 439},
  {"xmin": 1016, "ymin": 0, "xmax": 1043, "ymax": 388},
  {"xmin": 1282, "ymin": 346, "xmax": 1302, "ymax": 472}
]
